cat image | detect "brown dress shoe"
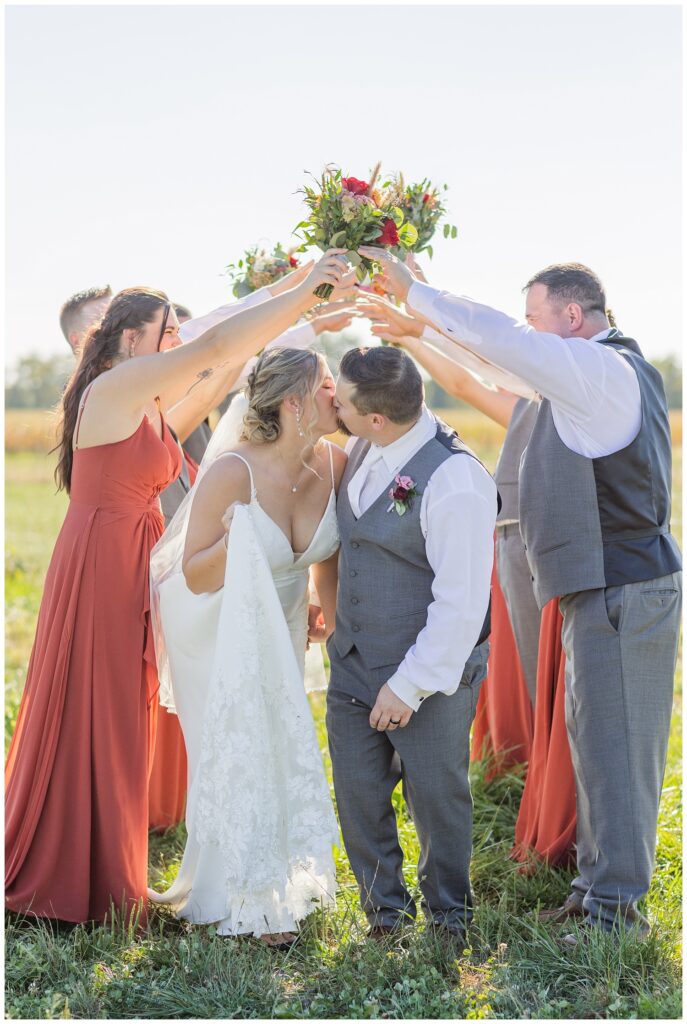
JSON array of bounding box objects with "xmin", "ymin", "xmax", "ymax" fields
[{"xmin": 538, "ymin": 895, "xmax": 585, "ymax": 924}]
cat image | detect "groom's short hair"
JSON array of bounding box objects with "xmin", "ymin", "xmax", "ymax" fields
[{"xmin": 339, "ymin": 346, "xmax": 423, "ymax": 424}]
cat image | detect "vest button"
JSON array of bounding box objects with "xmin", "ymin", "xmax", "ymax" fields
[
  {"xmin": 349, "ymin": 570, "xmax": 357, "ymax": 577},
  {"xmin": 351, "ymin": 597, "xmax": 359, "ymax": 605},
  {"xmin": 351, "ymin": 541, "xmax": 360, "ymax": 549},
  {"xmin": 352, "ymin": 625, "xmax": 360, "ymax": 632}
]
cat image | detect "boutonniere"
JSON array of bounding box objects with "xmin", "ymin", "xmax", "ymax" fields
[{"xmin": 387, "ymin": 475, "xmax": 420, "ymax": 516}]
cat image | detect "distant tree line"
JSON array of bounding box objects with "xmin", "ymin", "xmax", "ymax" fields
[{"xmin": 5, "ymin": 350, "xmax": 683, "ymax": 411}]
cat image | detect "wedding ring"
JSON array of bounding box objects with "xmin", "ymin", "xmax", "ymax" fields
[{"xmin": 390, "ymin": 719, "xmax": 401, "ymax": 725}]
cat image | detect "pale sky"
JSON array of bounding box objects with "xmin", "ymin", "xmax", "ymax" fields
[{"xmin": 5, "ymin": 4, "xmax": 683, "ymax": 366}]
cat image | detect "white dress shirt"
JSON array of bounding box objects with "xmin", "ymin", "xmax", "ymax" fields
[
  {"xmin": 178, "ymin": 291, "xmax": 317, "ymax": 389},
  {"xmin": 408, "ymin": 282, "xmax": 642, "ymax": 459},
  {"xmin": 420, "ymin": 325, "xmax": 536, "ymax": 400},
  {"xmin": 346, "ymin": 406, "xmax": 497, "ymax": 711}
]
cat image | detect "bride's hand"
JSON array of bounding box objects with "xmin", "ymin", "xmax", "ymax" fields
[
  {"xmin": 307, "ymin": 603, "xmax": 328, "ymax": 643},
  {"xmin": 221, "ymin": 500, "xmax": 244, "ymax": 537}
]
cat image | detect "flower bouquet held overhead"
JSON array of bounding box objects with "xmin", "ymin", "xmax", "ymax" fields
[
  {"xmin": 396, "ymin": 176, "xmax": 458, "ymax": 260},
  {"xmin": 225, "ymin": 243, "xmax": 300, "ymax": 298},
  {"xmin": 295, "ymin": 164, "xmax": 419, "ymax": 299}
]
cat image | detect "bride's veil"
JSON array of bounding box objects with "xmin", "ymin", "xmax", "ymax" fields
[{"xmin": 150, "ymin": 392, "xmax": 249, "ymax": 711}]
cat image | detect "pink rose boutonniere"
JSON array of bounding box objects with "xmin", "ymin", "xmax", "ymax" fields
[{"xmin": 387, "ymin": 475, "xmax": 420, "ymax": 516}]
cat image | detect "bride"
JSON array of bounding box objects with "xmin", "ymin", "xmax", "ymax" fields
[{"xmin": 149, "ymin": 347, "xmax": 346, "ymax": 946}]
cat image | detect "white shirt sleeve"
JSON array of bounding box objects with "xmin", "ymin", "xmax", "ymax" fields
[
  {"xmin": 178, "ymin": 288, "xmax": 270, "ymax": 344},
  {"xmin": 386, "ymin": 455, "xmax": 497, "ymax": 712},
  {"xmin": 408, "ymin": 281, "xmax": 641, "ymax": 458},
  {"xmin": 231, "ymin": 321, "xmax": 317, "ymax": 392},
  {"xmin": 420, "ymin": 325, "xmax": 536, "ymax": 400}
]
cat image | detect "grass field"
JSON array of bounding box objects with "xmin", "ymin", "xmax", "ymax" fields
[{"xmin": 4, "ymin": 408, "xmax": 682, "ymax": 1020}]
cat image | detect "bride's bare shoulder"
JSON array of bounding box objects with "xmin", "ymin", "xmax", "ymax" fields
[{"xmin": 195, "ymin": 449, "xmax": 253, "ymax": 503}]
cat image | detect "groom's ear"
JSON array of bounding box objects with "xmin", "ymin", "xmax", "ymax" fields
[{"xmin": 369, "ymin": 413, "xmax": 386, "ymax": 432}]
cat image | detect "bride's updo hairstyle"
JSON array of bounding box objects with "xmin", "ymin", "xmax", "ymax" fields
[{"xmin": 241, "ymin": 347, "xmax": 326, "ymax": 446}]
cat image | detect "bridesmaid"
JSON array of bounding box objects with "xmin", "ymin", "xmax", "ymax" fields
[{"xmin": 5, "ymin": 251, "xmax": 348, "ymax": 924}]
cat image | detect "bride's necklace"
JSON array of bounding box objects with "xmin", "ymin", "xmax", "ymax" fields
[{"xmin": 277, "ymin": 442, "xmax": 320, "ymax": 494}]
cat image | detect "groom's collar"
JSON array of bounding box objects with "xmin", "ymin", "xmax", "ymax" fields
[{"xmin": 369, "ymin": 405, "xmax": 437, "ymax": 473}]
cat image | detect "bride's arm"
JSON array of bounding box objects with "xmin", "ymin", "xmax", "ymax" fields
[{"xmin": 182, "ymin": 457, "xmax": 252, "ymax": 594}]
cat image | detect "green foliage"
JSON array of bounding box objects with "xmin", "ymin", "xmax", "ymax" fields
[
  {"xmin": 5, "ymin": 354, "xmax": 73, "ymax": 410},
  {"xmin": 4, "ymin": 449, "xmax": 682, "ymax": 1019}
]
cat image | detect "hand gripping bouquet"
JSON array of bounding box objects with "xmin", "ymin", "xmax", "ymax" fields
[
  {"xmin": 295, "ymin": 164, "xmax": 418, "ymax": 299},
  {"xmin": 225, "ymin": 242, "xmax": 300, "ymax": 298},
  {"xmin": 395, "ymin": 176, "xmax": 457, "ymax": 259}
]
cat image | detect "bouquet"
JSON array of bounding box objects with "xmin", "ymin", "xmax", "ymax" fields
[
  {"xmin": 295, "ymin": 164, "xmax": 418, "ymax": 299},
  {"xmin": 225, "ymin": 243, "xmax": 299, "ymax": 298},
  {"xmin": 395, "ymin": 176, "xmax": 457, "ymax": 259}
]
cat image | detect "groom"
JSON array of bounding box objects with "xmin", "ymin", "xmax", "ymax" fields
[{"xmin": 325, "ymin": 345, "xmax": 499, "ymax": 941}]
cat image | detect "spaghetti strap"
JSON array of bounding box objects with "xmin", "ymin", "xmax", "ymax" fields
[
  {"xmin": 327, "ymin": 441, "xmax": 335, "ymax": 489},
  {"xmin": 220, "ymin": 452, "xmax": 257, "ymax": 500},
  {"xmin": 74, "ymin": 383, "xmax": 95, "ymax": 450}
]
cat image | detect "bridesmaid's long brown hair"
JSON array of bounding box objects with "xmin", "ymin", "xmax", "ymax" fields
[{"xmin": 54, "ymin": 287, "xmax": 169, "ymax": 494}]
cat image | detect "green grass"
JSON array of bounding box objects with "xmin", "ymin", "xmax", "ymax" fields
[{"xmin": 4, "ymin": 438, "xmax": 682, "ymax": 1020}]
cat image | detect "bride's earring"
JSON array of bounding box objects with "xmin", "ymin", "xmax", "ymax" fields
[{"xmin": 296, "ymin": 408, "xmax": 304, "ymax": 438}]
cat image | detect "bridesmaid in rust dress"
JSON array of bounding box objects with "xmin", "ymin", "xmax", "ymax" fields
[{"xmin": 5, "ymin": 253, "xmax": 348, "ymax": 924}]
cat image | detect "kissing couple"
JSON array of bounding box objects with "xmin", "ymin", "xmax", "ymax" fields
[{"xmin": 149, "ymin": 342, "xmax": 499, "ymax": 948}]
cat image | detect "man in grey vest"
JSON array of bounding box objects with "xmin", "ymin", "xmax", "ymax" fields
[
  {"xmin": 326, "ymin": 346, "xmax": 498, "ymax": 942},
  {"xmin": 362, "ymin": 248, "xmax": 682, "ymax": 942}
]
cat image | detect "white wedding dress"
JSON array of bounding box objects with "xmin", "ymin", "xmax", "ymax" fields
[{"xmin": 148, "ymin": 433, "xmax": 340, "ymax": 936}]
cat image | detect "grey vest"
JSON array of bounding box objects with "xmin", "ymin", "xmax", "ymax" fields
[
  {"xmin": 494, "ymin": 398, "xmax": 538, "ymax": 522},
  {"xmin": 519, "ymin": 332, "xmax": 681, "ymax": 608},
  {"xmin": 334, "ymin": 420, "xmax": 496, "ymax": 669}
]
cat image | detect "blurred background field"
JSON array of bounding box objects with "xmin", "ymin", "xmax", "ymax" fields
[{"xmin": 4, "ymin": 404, "xmax": 682, "ymax": 1019}]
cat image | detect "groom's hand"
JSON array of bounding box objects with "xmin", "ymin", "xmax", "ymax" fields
[{"xmin": 370, "ymin": 684, "xmax": 413, "ymax": 731}]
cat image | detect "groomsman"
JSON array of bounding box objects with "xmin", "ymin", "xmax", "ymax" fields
[
  {"xmin": 359, "ymin": 249, "xmax": 682, "ymax": 942},
  {"xmin": 59, "ymin": 285, "xmax": 112, "ymax": 354}
]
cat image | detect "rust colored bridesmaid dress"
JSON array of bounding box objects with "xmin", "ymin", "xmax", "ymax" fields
[
  {"xmin": 512, "ymin": 598, "xmax": 577, "ymax": 868},
  {"xmin": 147, "ymin": 451, "xmax": 198, "ymax": 833},
  {"xmin": 472, "ymin": 554, "xmax": 534, "ymax": 778},
  {"xmin": 5, "ymin": 407, "xmax": 181, "ymax": 923}
]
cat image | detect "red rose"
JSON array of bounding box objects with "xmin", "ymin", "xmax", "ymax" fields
[
  {"xmin": 289, "ymin": 255, "xmax": 299, "ymax": 267},
  {"xmin": 342, "ymin": 176, "xmax": 369, "ymax": 196},
  {"xmin": 423, "ymin": 193, "xmax": 431, "ymax": 204},
  {"xmin": 377, "ymin": 218, "xmax": 400, "ymax": 247},
  {"xmin": 393, "ymin": 486, "xmax": 409, "ymax": 501}
]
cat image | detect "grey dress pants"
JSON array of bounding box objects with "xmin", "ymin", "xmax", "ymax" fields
[{"xmin": 327, "ymin": 641, "xmax": 489, "ymax": 933}]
